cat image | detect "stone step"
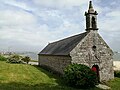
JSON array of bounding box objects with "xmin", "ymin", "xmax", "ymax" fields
[{"xmin": 96, "ymin": 84, "xmax": 111, "ymax": 90}]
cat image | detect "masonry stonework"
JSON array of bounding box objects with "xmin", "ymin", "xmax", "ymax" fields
[
  {"xmin": 70, "ymin": 31, "xmax": 114, "ymax": 81},
  {"xmin": 39, "ymin": 55, "xmax": 71, "ymax": 74}
]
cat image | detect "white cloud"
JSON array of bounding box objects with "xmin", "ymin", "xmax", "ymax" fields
[
  {"xmin": 0, "ymin": 10, "xmax": 36, "ymax": 26},
  {"xmin": 33, "ymin": 0, "xmax": 88, "ymax": 9},
  {"xmin": 99, "ymin": 10, "xmax": 120, "ymax": 32},
  {"xmin": 0, "ymin": 0, "xmax": 120, "ymax": 52},
  {"xmin": 106, "ymin": 11, "xmax": 120, "ymax": 17},
  {"xmin": 1, "ymin": 0, "xmax": 32, "ymax": 11},
  {"xmin": 98, "ymin": 8, "xmax": 120, "ymax": 51}
]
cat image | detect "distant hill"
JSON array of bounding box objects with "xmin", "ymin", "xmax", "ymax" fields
[
  {"xmin": 16, "ymin": 52, "xmax": 38, "ymax": 60},
  {"xmin": 12, "ymin": 51, "xmax": 120, "ymax": 61}
]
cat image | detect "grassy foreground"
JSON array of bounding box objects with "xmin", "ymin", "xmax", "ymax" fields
[
  {"xmin": 0, "ymin": 60, "xmax": 120, "ymax": 90},
  {"xmin": 0, "ymin": 61, "xmax": 101, "ymax": 90},
  {"xmin": 1, "ymin": 60, "xmax": 120, "ymax": 90}
]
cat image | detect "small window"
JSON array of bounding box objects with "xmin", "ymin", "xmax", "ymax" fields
[
  {"xmin": 92, "ymin": 45, "xmax": 96, "ymax": 51},
  {"xmin": 92, "ymin": 45, "xmax": 96, "ymax": 49}
]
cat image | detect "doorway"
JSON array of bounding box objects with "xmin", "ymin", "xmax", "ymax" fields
[{"xmin": 92, "ymin": 65, "xmax": 100, "ymax": 82}]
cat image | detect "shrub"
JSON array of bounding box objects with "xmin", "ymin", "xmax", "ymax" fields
[
  {"xmin": 7, "ymin": 54, "xmax": 23, "ymax": 64},
  {"xmin": 114, "ymin": 70, "xmax": 120, "ymax": 78},
  {"xmin": 21, "ymin": 56, "xmax": 31, "ymax": 64},
  {"xmin": 0, "ymin": 55, "xmax": 7, "ymax": 61},
  {"xmin": 64, "ymin": 64, "xmax": 98, "ymax": 88}
]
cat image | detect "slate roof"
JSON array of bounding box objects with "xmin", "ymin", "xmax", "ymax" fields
[{"xmin": 39, "ymin": 32, "xmax": 88, "ymax": 56}]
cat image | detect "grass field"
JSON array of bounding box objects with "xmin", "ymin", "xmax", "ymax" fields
[
  {"xmin": 106, "ymin": 77, "xmax": 120, "ymax": 90},
  {"xmin": 0, "ymin": 61, "xmax": 102, "ymax": 90}
]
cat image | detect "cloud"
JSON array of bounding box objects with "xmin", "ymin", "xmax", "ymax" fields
[
  {"xmin": 106, "ymin": 11, "xmax": 120, "ymax": 17},
  {"xmin": 0, "ymin": 0, "xmax": 120, "ymax": 52},
  {"xmin": 99, "ymin": 10, "xmax": 120, "ymax": 32},
  {"xmin": 33, "ymin": 0, "xmax": 88, "ymax": 9},
  {"xmin": 1, "ymin": 0, "xmax": 33, "ymax": 11},
  {"xmin": 0, "ymin": 10, "xmax": 36, "ymax": 27},
  {"xmin": 98, "ymin": 7, "xmax": 120, "ymax": 51}
]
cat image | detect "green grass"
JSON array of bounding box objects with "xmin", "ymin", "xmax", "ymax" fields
[
  {"xmin": 0, "ymin": 61, "xmax": 101, "ymax": 90},
  {"xmin": 106, "ymin": 77, "xmax": 120, "ymax": 90}
]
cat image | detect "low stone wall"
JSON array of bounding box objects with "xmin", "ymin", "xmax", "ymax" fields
[{"xmin": 38, "ymin": 55, "xmax": 71, "ymax": 74}]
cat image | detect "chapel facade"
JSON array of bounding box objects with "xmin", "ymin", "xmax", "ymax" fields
[{"xmin": 38, "ymin": 1, "xmax": 114, "ymax": 81}]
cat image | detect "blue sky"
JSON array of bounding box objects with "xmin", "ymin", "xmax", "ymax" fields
[{"xmin": 0, "ymin": 0, "xmax": 120, "ymax": 52}]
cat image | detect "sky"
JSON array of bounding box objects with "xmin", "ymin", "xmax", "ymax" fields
[{"xmin": 0, "ymin": 0, "xmax": 120, "ymax": 52}]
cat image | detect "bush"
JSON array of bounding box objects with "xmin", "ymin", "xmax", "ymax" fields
[
  {"xmin": 7, "ymin": 54, "xmax": 23, "ymax": 64},
  {"xmin": 21, "ymin": 56, "xmax": 31, "ymax": 64},
  {"xmin": 114, "ymin": 70, "xmax": 120, "ymax": 78},
  {"xmin": 0, "ymin": 55, "xmax": 7, "ymax": 61},
  {"xmin": 64, "ymin": 64, "xmax": 98, "ymax": 88}
]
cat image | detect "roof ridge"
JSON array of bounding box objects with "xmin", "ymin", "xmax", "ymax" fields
[{"xmin": 50, "ymin": 32, "xmax": 87, "ymax": 44}]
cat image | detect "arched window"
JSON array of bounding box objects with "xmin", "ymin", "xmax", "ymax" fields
[{"xmin": 92, "ymin": 17, "xmax": 96, "ymax": 29}]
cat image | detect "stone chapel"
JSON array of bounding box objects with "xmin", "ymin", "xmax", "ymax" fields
[{"xmin": 38, "ymin": 1, "xmax": 114, "ymax": 81}]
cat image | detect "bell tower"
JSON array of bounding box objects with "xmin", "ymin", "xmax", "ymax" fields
[{"xmin": 85, "ymin": 1, "xmax": 98, "ymax": 31}]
